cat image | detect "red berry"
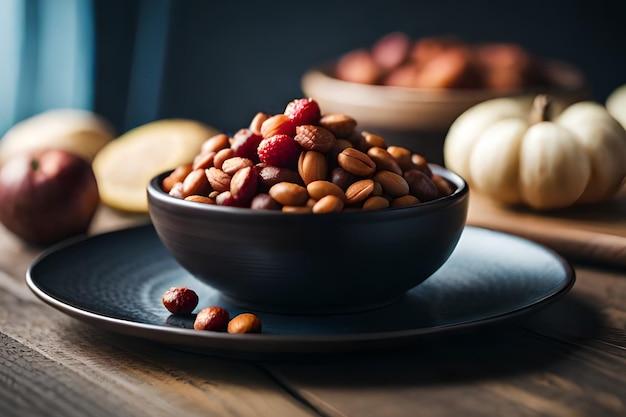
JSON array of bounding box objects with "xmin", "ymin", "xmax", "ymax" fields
[
  {"xmin": 257, "ymin": 134, "xmax": 301, "ymax": 168},
  {"xmin": 284, "ymin": 98, "xmax": 321, "ymax": 126},
  {"xmin": 231, "ymin": 128, "xmax": 263, "ymax": 162}
]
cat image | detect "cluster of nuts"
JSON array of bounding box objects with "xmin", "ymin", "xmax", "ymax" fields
[
  {"xmin": 335, "ymin": 32, "xmax": 550, "ymax": 92},
  {"xmin": 162, "ymin": 97, "xmax": 455, "ymax": 213},
  {"xmin": 162, "ymin": 287, "xmax": 262, "ymax": 334}
]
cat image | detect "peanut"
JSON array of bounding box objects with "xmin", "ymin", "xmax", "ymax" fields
[
  {"xmin": 162, "ymin": 163, "xmax": 192, "ymax": 192},
  {"xmin": 184, "ymin": 195, "xmax": 216, "ymax": 204},
  {"xmin": 182, "ymin": 168, "xmax": 212, "ymax": 197},
  {"xmin": 373, "ymin": 170, "xmax": 409, "ymax": 197},
  {"xmin": 194, "ymin": 306, "xmax": 229, "ymax": 331},
  {"xmin": 206, "ymin": 167, "xmax": 231, "ymax": 193},
  {"xmin": 298, "ymin": 151, "xmax": 327, "ymax": 185},
  {"xmin": 227, "ymin": 313, "xmax": 262, "ymax": 334},
  {"xmin": 249, "ymin": 112, "xmax": 270, "ymax": 136},
  {"xmin": 201, "ymin": 134, "xmax": 230, "ymax": 154},
  {"xmin": 345, "ymin": 179, "xmax": 375, "ymax": 205},
  {"xmin": 269, "ymin": 182, "xmax": 309, "ymax": 206},
  {"xmin": 162, "ymin": 287, "xmax": 198, "ymax": 315},
  {"xmin": 306, "ymin": 180, "xmax": 345, "ymax": 201},
  {"xmin": 312, "ymin": 195, "xmax": 344, "ymax": 213},
  {"xmin": 230, "ymin": 166, "xmax": 258, "ymax": 204},
  {"xmin": 367, "ymin": 146, "xmax": 402, "ymax": 175},
  {"xmin": 363, "ymin": 195, "xmax": 390, "ymax": 211},
  {"xmin": 337, "ymin": 148, "xmax": 376, "ymax": 177},
  {"xmin": 319, "ymin": 113, "xmax": 357, "ymax": 138}
]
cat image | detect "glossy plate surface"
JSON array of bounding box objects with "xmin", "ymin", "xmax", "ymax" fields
[{"xmin": 27, "ymin": 225, "xmax": 575, "ymax": 357}]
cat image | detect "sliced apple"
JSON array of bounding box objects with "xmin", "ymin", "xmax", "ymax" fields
[{"xmin": 92, "ymin": 119, "xmax": 219, "ymax": 213}]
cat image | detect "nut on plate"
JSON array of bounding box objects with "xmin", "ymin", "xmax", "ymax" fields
[
  {"xmin": 162, "ymin": 287, "xmax": 199, "ymax": 315},
  {"xmin": 227, "ymin": 313, "xmax": 262, "ymax": 334},
  {"xmin": 194, "ymin": 306, "xmax": 230, "ymax": 331}
]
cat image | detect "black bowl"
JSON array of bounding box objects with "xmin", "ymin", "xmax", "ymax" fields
[{"xmin": 147, "ymin": 164, "xmax": 469, "ymax": 314}]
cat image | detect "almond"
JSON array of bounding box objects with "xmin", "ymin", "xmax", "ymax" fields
[{"xmin": 294, "ymin": 125, "xmax": 336, "ymax": 152}]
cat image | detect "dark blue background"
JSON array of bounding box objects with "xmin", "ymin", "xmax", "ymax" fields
[{"xmin": 93, "ymin": 0, "xmax": 626, "ymax": 135}]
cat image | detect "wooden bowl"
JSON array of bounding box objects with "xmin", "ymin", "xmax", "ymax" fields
[{"xmin": 301, "ymin": 59, "xmax": 588, "ymax": 165}]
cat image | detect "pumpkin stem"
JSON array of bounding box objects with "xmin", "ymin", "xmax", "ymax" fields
[{"xmin": 529, "ymin": 94, "xmax": 552, "ymax": 125}]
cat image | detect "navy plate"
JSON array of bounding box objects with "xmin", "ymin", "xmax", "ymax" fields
[{"xmin": 26, "ymin": 225, "xmax": 575, "ymax": 357}]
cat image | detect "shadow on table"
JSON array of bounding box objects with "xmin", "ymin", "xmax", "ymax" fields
[
  {"xmin": 260, "ymin": 292, "xmax": 604, "ymax": 386},
  {"xmin": 65, "ymin": 290, "xmax": 603, "ymax": 389}
]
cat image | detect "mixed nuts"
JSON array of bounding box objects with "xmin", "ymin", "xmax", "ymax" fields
[
  {"xmin": 162, "ymin": 286, "xmax": 262, "ymax": 334},
  {"xmin": 334, "ymin": 31, "xmax": 552, "ymax": 92},
  {"xmin": 162, "ymin": 98, "xmax": 455, "ymax": 212}
]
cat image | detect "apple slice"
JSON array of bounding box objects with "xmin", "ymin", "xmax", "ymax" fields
[{"xmin": 93, "ymin": 119, "xmax": 219, "ymax": 213}]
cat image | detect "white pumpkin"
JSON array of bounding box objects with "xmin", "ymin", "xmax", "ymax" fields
[
  {"xmin": 443, "ymin": 95, "xmax": 626, "ymax": 210},
  {"xmin": 606, "ymin": 84, "xmax": 626, "ymax": 129}
]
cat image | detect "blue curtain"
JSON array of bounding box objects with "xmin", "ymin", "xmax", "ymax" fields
[
  {"xmin": 0, "ymin": 0, "xmax": 95, "ymax": 136},
  {"xmin": 0, "ymin": 0, "xmax": 174, "ymax": 136},
  {"xmin": 122, "ymin": 0, "xmax": 171, "ymax": 131},
  {"xmin": 0, "ymin": 0, "xmax": 26, "ymax": 136}
]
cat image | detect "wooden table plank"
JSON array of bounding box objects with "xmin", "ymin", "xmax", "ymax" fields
[
  {"xmin": 0, "ymin": 332, "xmax": 139, "ymax": 417},
  {"xmin": 1, "ymin": 204, "xmax": 625, "ymax": 417},
  {"xmin": 0, "ymin": 208, "xmax": 317, "ymax": 417},
  {"xmin": 261, "ymin": 265, "xmax": 626, "ymax": 417},
  {"xmin": 467, "ymin": 185, "xmax": 626, "ymax": 267},
  {"xmin": 0, "ymin": 291, "xmax": 318, "ymax": 417}
]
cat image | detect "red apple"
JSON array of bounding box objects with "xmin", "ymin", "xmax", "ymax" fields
[{"xmin": 0, "ymin": 148, "xmax": 100, "ymax": 245}]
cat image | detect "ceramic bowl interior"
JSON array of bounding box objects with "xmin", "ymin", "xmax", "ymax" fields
[
  {"xmin": 301, "ymin": 58, "xmax": 588, "ymax": 165},
  {"xmin": 147, "ymin": 164, "xmax": 469, "ymax": 315}
]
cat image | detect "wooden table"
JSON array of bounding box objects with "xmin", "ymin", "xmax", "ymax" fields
[{"xmin": 1, "ymin": 204, "xmax": 625, "ymax": 417}]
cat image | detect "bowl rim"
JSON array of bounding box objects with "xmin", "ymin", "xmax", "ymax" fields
[
  {"xmin": 301, "ymin": 57, "xmax": 588, "ymax": 105},
  {"xmin": 147, "ymin": 164, "xmax": 469, "ymax": 219}
]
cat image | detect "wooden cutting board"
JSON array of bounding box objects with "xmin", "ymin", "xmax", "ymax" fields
[{"xmin": 466, "ymin": 184, "xmax": 626, "ymax": 267}]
